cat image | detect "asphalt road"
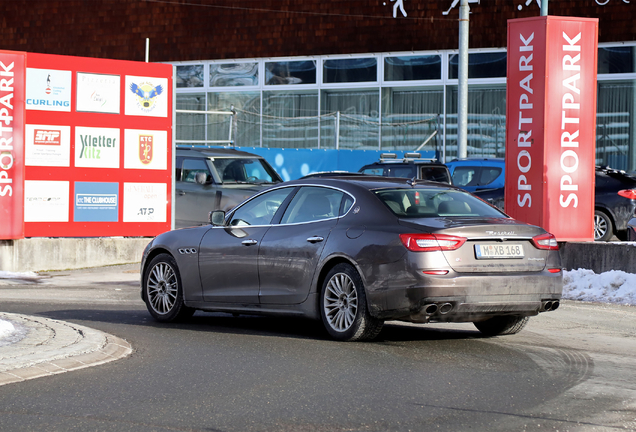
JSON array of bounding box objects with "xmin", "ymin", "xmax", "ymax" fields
[{"xmin": 0, "ymin": 265, "xmax": 635, "ymax": 432}]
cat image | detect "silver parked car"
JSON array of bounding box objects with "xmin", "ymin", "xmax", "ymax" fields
[
  {"xmin": 175, "ymin": 146, "xmax": 282, "ymax": 229},
  {"xmin": 141, "ymin": 175, "xmax": 563, "ymax": 341}
]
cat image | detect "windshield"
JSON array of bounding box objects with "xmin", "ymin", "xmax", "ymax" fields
[
  {"xmin": 374, "ymin": 188, "xmax": 506, "ymax": 218},
  {"xmin": 211, "ymin": 157, "xmax": 281, "ymax": 184}
]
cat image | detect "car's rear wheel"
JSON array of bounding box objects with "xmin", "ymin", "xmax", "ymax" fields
[
  {"xmin": 474, "ymin": 315, "xmax": 529, "ymax": 336},
  {"xmin": 144, "ymin": 253, "xmax": 195, "ymax": 322},
  {"xmin": 594, "ymin": 210, "xmax": 613, "ymax": 242},
  {"xmin": 320, "ymin": 263, "xmax": 383, "ymax": 342}
]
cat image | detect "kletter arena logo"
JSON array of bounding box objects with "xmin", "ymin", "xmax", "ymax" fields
[{"xmin": 129, "ymin": 81, "xmax": 164, "ymax": 114}]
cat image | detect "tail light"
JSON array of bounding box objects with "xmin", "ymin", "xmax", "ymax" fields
[
  {"xmin": 618, "ymin": 189, "xmax": 636, "ymax": 200},
  {"xmin": 399, "ymin": 233, "xmax": 466, "ymax": 252},
  {"xmin": 531, "ymin": 233, "xmax": 559, "ymax": 250}
]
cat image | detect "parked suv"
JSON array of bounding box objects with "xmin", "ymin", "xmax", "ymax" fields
[
  {"xmin": 358, "ymin": 153, "xmax": 452, "ymax": 184},
  {"xmin": 446, "ymin": 158, "xmax": 636, "ymax": 242},
  {"xmin": 175, "ymin": 147, "xmax": 282, "ymax": 228}
]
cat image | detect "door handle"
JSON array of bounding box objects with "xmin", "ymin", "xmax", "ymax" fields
[
  {"xmin": 241, "ymin": 239, "xmax": 258, "ymax": 246},
  {"xmin": 306, "ymin": 236, "xmax": 324, "ymax": 243}
]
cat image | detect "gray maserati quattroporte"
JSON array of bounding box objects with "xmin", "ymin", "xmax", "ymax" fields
[{"xmin": 141, "ymin": 175, "xmax": 563, "ymax": 341}]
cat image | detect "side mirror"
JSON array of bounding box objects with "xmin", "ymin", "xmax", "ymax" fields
[
  {"xmin": 195, "ymin": 172, "xmax": 211, "ymax": 185},
  {"xmin": 209, "ymin": 210, "xmax": 226, "ymax": 226}
]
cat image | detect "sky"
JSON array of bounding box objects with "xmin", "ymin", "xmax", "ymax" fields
[{"xmin": 1, "ymin": 268, "xmax": 635, "ymax": 342}]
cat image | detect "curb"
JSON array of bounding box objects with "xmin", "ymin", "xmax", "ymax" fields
[{"xmin": 0, "ymin": 313, "xmax": 132, "ymax": 386}]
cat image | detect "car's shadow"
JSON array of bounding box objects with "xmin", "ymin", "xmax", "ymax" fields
[{"xmin": 36, "ymin": 308, "xmax": 485, "ymax": 342}]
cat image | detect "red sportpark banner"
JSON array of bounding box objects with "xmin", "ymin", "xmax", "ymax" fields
[
  {"xmin": 0, "ymin": 51, "xmax": 26, "ymax": 240},
  {"xmin": 505, "ymin": 17, "xmax": 598, "ymax": 242},
  {"xmin": 0, "ymin": 50, "xmax": 173, "ymax": 239}
]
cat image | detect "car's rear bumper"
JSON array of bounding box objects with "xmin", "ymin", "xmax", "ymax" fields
[{"xmin": 366, "ymin": 270, "xmax": 563, "ymax": 322}]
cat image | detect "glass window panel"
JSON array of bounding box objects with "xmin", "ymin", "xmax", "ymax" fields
[
  {"xmin": 281, "ymin": 186, "xmax": 343, "ymax": 224},
  {"xmin": 321, "ymin": 90, "xmax": 379, "ymax": 150},
  {"xmin": 596, "ymin": 80, "xmax": 636, "ymax": 171},
  {"xmin": 381, "ymin": 87, "xmax": 443, "ymax": 152},
  {"xmin": 262, "ymin": 91, "xmax": 319, "ymax": 148},
  {"xmin": 176, "ymin": 93, "xmax": 206, "ymax": 144},
  {"xmin": 384, "ymin": 55, "xmax": 442, "ymax": 81},
  {"xmin": 265, "ymin": 60, "xmax": 317, "ymax": 85},
  {"xmin": 209, "ymin": 63, "xmax": 258, "ymax": 87},
  {"xmin": 208, "ymin": 92, "xmax": 261, "ymax": 147},
  {"xmin": 445, "ymin": 85, "xmax": 507, "ymax": 161},
  {"xmin": 598, "ymin": 47, "xmax": 635, "ymax": 74},
  {"xmin": 323, "ymin": 58, "xmax": 378, "ymax": 83},
  {"xmin": 449, "ymin": 52, "xmax": 507, "ymax": 79},
  {"xmin": 176, "ymin": 65, "xmax": 204, "ymax": 88}
]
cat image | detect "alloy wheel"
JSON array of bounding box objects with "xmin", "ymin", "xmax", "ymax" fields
[
  {"xmin": 323, "ymin": 272, "xmax": 358, "ymax": 332},
  {"xmin": 147, "ymin": 262, "xmax": 178, "ymax": 315}
]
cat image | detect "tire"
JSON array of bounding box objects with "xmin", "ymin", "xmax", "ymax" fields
[
  {"xmin": 143, "ymin": 253, "xmax": 195, "ymax": 322},
  {"xmin": 320, "ymin": 263, "xmax": 384, "ymax": 342},
  {"xmin": 474, "ymin": 316, "xmax": 529, "ymax": 337},
  {"xmin": 594, "ymin": 210, "xmax": 613, "ymax": 242}
]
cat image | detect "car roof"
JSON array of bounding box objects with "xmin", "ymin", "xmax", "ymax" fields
[
  {"xmin": 284, "ymin": 175, "xmax": 459, "ymax": 191},
  {"xmin": 176, "ymin": 146, "xmax": 265, "ymax": 159},
  {"xmin": 446, "ymin": 158, "xmax": 505, "ymax": 165}
]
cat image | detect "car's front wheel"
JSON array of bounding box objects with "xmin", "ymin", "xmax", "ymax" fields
[
  {"xmin": 143, "ymin": 253, "xmax": 195, "ymax": 322},
  {"xmin": 320, "ymin": 263, "xmax": 383, "ymax": 342},
  {"xmin": 474, "ymin": 315, "xmax": 529, "ymax": 336}
]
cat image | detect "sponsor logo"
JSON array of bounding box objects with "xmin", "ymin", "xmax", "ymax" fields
[
  {"xmin": 129, "ymin": 81, "xmax": 163, "ymax": 113},
  {"xmin": 139, "ymin": 135, "xmax": 153, "ymax": 164},
  {"xmin": 76, "ymin": 194, "xmax": 117, "ymax": 207},
  {"xmin": 34, "ymin": 129, "xmax": 61, "ymax": 146},
  {"xmin": 78, "ymin": 133, "xmax": 117, "ymax": 159}
]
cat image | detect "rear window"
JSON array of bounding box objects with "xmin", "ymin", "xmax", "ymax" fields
[{"xmin": 374, "ymin": 188, "xmax": 505, "ymax": 218}]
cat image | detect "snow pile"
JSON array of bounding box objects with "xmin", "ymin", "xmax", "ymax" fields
[
  {"xmin": 563, "ymin": 268, "xmax": 636, "ymax": 306},
  {"xmin": 0, "ymin": 319, "xmax": 16, "ymax": 341},
  {"xmin": 0, "ymin": 270, "xmax": 40, "ymax": 281}
]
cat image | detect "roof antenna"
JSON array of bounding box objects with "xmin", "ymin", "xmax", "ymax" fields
[{"xmin": 407, "ymin": 176, "xmax": 417, "ymax": 187}]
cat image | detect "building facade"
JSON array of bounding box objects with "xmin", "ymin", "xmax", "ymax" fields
[{"xmin": 3, "ymin": 0, "xmax": 635, "ymax": 170}]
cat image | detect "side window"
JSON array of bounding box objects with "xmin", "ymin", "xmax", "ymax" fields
[
  {"xmin": 229, "ymin": 188, "xmax": 293, "ymax": 227},
  {"xmin": 340, "ymin": 195, "xmax": 355, "ymax": 216},
  {"xmin": 479, "ymin": 167, "xmax": 502, "ymax": 186},
  {"xmin": 451, "ymin": 166, "xmax": 478, "ymax": 187},
  {"xmin": 387, "ymin": 166, "xmax": 416, "ymax": 178},
  {"xmin": 420, "ymin": 166, "xmax": 451, "ymax": 184},
  {"xmin": 361, "ymin": 167, "xmax": 384, "ymax": 176},
  {"xmin": 281, "ymin": 186, "xmax": 344, "ymax": 224},
  {"xmin": 182, "ymin": 158, "xmax": 212, "ymax": 184}
]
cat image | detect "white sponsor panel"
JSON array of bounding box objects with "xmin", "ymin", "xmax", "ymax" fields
[
  {"xmin": 124, "ymin": 75, "xmax": 168, "ymax": 118},
  {"xmin": 26, "ymin": 68, "xmax": 72, "ymax": 112},
  {"xmin": 76, "ymin": 72, "xmax": 121, "ymax": 114},
  {"xmin": 24, "ymin": 180, "xmax": 69, "ymax": 222},
  {"xmin": 74, "ymin": 126, "xmax": 120, "ymax": 168},
  {"xmin": 25, "ymin": 124, "xmax": 71, "ymax": 167},
  {"xmin": 123, "ymin": 182, "xmax": 167, "ymax": 222},
  {"xmin": 123, "ymin": 129, "xmax": 168, "ymax": 170}
]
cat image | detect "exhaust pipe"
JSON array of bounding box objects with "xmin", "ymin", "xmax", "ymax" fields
[
  {"xmin": 424, "ymin": 304, "xmax": 438, "ymax": 315},
  {"xmin": 550, "ymin": 300, "xmax": 560, "ymax": 311},
  {"xmin": 439, "ymin": 303, "xmax": 453, "ymax": 314},
  {"xmin": 541, "ymin": 300, "xmax": 560, "ymax": 311}
]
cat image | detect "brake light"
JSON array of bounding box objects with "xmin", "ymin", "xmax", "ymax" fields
[
  {"xmin": 531, "ymin": 233, "xmax": 559, "ymax": 250},
  {"xmin": 423, "ymin": 270, "xmax": 449, "ymax": 275},
  {"xmin": 618, "ymin": 189, "xmax": 636, "ymax": 200},
  {"xmin": 548, "ymin": 268, "xmax": 562, "ymax": 273},
  {"xmin": 414, "ymin": 191, "xmax": 421, "ymax": 205},
  {"xmin": 399, "ymin": 233, "xmax": 466, "ymax": 252}
]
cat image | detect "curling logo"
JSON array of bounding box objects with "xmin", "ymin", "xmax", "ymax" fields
[{"xmin": 129, "ymin": 81, "xmax": 163, "ymax": 114}]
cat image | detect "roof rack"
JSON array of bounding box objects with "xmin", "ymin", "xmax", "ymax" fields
[{"xmin": 379, "ymin": 152, "xmax": 438, "ymax": 163}]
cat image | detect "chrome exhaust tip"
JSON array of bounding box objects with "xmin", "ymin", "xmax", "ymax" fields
[
  {"xmin": 424, "ymin": 304, "xmax": 438, "ymax": 315},
  {"xmin": 439, "ymin": 303, "xmax": 453, "ymax": 314}
]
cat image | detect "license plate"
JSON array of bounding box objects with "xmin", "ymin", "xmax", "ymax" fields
[{"xmin": 475, "ymin": 243, "xmax": 524, "ymax": 259}]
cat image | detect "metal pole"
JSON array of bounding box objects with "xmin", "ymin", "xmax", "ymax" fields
[
  {"xmin": 457, "ymin": 0, "xmax": 469, "ymax": 159},
  {"xmin": 145, "ymin": 38, "xmax": 149, "ymax": 62},
  {"xmin": 541, "ymin": 0, "xmax": 548, "ymax": 16},
  {"xmin": 335, "ymin": 111, "xmax": 341, "ymax": 150}
]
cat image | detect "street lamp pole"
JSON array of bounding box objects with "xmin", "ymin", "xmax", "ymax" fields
[
  {"xmin": 541, "ymin": 0, "xmax": 548, "ymax": 16},
  {"xmin": 457, "ymin": 0, "xmax": 469, "ymax": 159}
]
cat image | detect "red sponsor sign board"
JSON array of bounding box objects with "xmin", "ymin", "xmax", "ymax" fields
[
  {"xmin": 0, "ymin": 50, "xmax": 173, "ymax": 239},
  {"xmin": 505, "ymin": 17, "xmax": 598, "ymax": 241},
  {"xmin": 0, "ymin": 51, "xmax": 26, "ymax": 240}
]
